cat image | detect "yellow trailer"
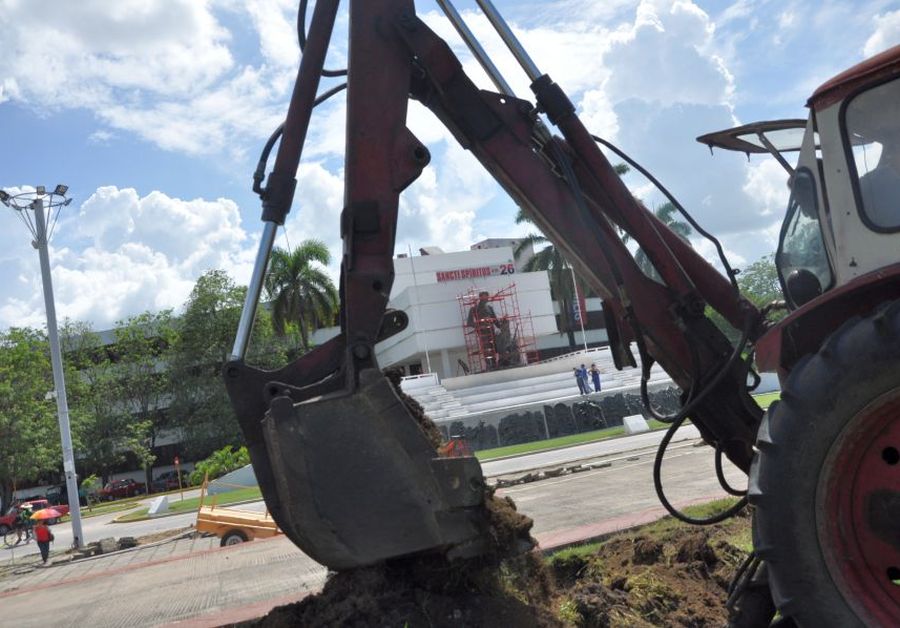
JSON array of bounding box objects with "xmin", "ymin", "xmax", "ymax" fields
[{"xmin": 194, "ymin": 479, "xmax": 281, "ymax": 546}]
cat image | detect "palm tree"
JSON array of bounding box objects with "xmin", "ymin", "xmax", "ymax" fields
[
  {"xmin": 264, "ymin": 240, "xmax": 339, "ymax": 350},
  {"xmin": 514, "ymin": 210, "xmax": 581, "ymax": 348},
  {"xmin": 628, "ymin": 201, "xmax": 693, "ymax": 282},
  {"xmin": 513, "ymin": 163, "xmax": 631, "ymax": 348}
]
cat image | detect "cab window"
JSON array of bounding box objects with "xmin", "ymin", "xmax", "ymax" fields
[
  {"xmin": 777, "ymin": 168, "xmax": 832, "ymax": 308},
  {"xmin": 843, "ymin": 78, "xmax": 900, "ymax": 231}
]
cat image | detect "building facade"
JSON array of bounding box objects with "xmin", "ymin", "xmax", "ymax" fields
[{"xmin": 313, "ymin": 240, "xmax": 610, "ymax": 379}]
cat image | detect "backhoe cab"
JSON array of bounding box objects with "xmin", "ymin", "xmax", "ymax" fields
[{"xmin": 700, "ymin": 47, "xmax": 900, "ymax": 313}]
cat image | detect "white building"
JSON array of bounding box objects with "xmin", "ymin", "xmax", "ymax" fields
[{"xmin": 314, "ymin": 241, "xmax": 610, "ymax": 379}]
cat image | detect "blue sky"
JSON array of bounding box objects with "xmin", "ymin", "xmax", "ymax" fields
[{"xmin": 1, "ymin": 0, "xmax": 898, "ymax": 330}]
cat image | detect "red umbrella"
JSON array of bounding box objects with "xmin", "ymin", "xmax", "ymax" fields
[{"xmin": 30, "ymin": 508, "xmax": 63, "ymax": 520}]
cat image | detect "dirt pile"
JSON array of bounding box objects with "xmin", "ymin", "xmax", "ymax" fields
[
  {"xmin": 248, "ymin": 369, "xmax": 562, "ymax": 628},
  {"xmin": 252, "ymin": 474, "xmax": 560, "ymax": 627},
  {"xmin": 550, "ymin": 513, "xmax": 750, "ymax": 627}
]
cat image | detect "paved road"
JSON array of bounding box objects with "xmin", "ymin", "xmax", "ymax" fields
[
  {"xmin": 0, "ymin": 439, "xmax": 748, "ymax": 627},
  {"xmin": 2, "ymin": 427, "xmax": 702, "ymax": 562},
  {"xmin": 512, "ymin": 440, "xmax": 744, "ymax": 539},
  {"xmin": 1, "ymin": 495, "xmax": 267, "ymax": 563}
]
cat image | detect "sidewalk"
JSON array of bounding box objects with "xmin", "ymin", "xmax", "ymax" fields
[
  {"xmin": 1, "ymin": 431, "xmax": 720, "ymax": 627},
  {"xmin": 0, "ymin": 535, "xmax": 326, "ymax": 628}
]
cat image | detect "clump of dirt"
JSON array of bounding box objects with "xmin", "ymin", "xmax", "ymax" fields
[
  {"xmin": 383, "ymin": 366, "xmax": 443, "ymax": 449},
  {"xmin": 551, "ymin": 515, "xmax": 751, "ymax": 627},
  {"xmin": 134, "ymin": 527, "xmax": 193, "ymax": 545},
  {"xmin": 249, "ymin": 370, "xmax": 561, "ymax": 628}
]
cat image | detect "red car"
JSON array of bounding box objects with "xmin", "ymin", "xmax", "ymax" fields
[{"xmin": 98, "ymin": 479, "xmax": 145, "ymax": 501}]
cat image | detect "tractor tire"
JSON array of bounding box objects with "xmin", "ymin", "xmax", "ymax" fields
[
  {"xmin": 220, "ymin": 529, "xmax": 249, "ymax": 547},
  {"xmin": 750, "ymin": 299, "xmax": 900, "ymax": 627}
]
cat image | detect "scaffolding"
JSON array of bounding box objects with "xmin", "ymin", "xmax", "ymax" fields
[{"xmin": 457, "ymin": 284, "xmax": 539, "ymax": 374}]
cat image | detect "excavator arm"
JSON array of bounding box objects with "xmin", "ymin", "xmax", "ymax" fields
[{"xmin": 223, "ymin": 0, "xmax": 764, "ymax": 571}]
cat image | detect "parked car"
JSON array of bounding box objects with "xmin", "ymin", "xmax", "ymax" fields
[
  {"xmin": 98, "ymin": 479, "xmax": 145, "ymax": 501},
  {"xmin": 152, "ymin": 470, "xmax": 190, "ymax": 493}
]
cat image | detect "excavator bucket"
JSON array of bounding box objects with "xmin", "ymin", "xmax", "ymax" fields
[{"xmin": 223, "ymin": 344, "xmax": 488, "ymax": 570}]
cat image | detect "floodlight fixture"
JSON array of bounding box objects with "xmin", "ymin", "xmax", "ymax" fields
[{"xmin": 0, "ymin": 182, "xmax": 84, "ymax": 548}]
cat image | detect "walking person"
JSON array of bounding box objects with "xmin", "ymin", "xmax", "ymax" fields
[
  {"xmin": 578, "ymin": 364, "xmax": 591, "ymax": 395},
  {"xmin": 590, "ymin": 363, "xmax": 602, "ymax": 393},
  {"xmin": 33, "ymin": 519, "xmax": 53, "ymax": 565},
  {"xmin": 573, "ymin": 367, "xmax": 588, "ymax": 395},
  {"xmin": 16, "ymin": 505, "xmax": 33, "ymax": 543}
]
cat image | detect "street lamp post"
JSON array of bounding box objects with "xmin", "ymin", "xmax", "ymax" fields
[
  {"xmin": 569, "ymin": 263, "xmax": 589, "ymax": 352},
  {"xmin": 1, "ymin": 185, "xmax": 85, "ymax": 549}
]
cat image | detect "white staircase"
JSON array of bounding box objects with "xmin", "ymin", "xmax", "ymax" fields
[{"xmin": 401, "ymin": 347, "xmax": 672, "ymax": 420}]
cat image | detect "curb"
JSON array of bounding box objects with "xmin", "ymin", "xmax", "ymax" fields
[
  {"xmin": 489, "ymin": 439, "xmax": 701, "ymax": 488},
  {"xmin": 110, "ymin": 497, "xmax": 263, "ymax": 523},
  {"xmin": 479, "ymin": 424, "xmax": 675, "ymax": 464}
]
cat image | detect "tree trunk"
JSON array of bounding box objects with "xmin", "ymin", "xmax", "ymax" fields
[{"xmin": 1, "ymin": 482, "xmax": 13, "ymax": 513}]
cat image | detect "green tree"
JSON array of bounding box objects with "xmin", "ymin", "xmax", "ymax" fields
[
  {"xmin": 113, "ymin": 311, "xmax": 179, "ymax": 488},
  {"xmin": 0, "ymin": 328, "xmax": 60, "ymax": 511},
  {"xmin": 189, "ymin": 445, "xmax": 250, "ymax": 485},
  {"xmin": 738, "ymin": 254, "xmax": 782, "ymax": 307},
  {"xmin": 264, "ymin": 240, "xmax": 338, "ymax": 351},
  {"xmin": 168, "ymin": 270, "xmax": 283, "ymax": 459},
  {"xmin": 513, "ymin": 217, "xmax": 581, "ymax": 348},
  {"xmin": 62, "ymin": 320, "xmax": 131, "ymax": 484},
  {"xmin": 626, "ymin": 201, "xmax": 693, "ymax": 282}
]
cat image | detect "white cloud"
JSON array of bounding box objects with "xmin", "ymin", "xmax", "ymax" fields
[
  {"xmin": 243, "ymin": 0, "xmax": 301, "ymax": 68},
  {"xmin": 864, "ymin": 10, "xmax": 900, "ymax": 57},
  {"xmin": 603, "ymin": 0, "xmax": 734, "ymax": 106},
  {"xmin": 742, "ymin": 159, "xmax": 791, "ymax": 219},
  {"xmin": 283, "ymin": 160, "xmax": 345, "ymax": 260},
  {"xmin": 0, "ymin": 186, "xmax": 259, "ymax": 329},
  {"xmin": 0, "ymin": 0, "xmax": 294, "ymax": 158},
  {"xmin": 0, "ymin": 0, "xmax": 233, "ymax": 105},
  {"xmin": 397, "ymin": 140, "xmax": 497, "ymax": 254},
  {"xmin": 87, "ymin": 130, "xmax": 115, "ymax": 145},
  {"xmin": 692, "ymin": 236, "xmax": 747, "ymax": 274}
]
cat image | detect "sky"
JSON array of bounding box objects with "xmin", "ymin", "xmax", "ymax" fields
[{"xmin": 1, "ymin": 0, "xmax": 898, "ymax": 332}]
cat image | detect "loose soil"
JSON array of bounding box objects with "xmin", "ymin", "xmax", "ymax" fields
[
  {"xmin": 135, "ymin": 526, "xmax": 193, "ymax": 545},
  {"xmin": 243, "ymin": 370, "xmax": 751, "ymax": 627},
  {"xmin": 550, "ymin": 512, "xmax": 751, "ymax": 627}
]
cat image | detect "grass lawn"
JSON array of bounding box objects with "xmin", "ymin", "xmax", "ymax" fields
[
  {"xmin": 116, "ymin": 486, "xmax": 262, "ymax": 522},
  {"xmin": 475, "ymin": 419, "xmax": 670, "ymax": 462},
  {"xmin": 752, "ymin": 391, "xmax": 780, "ymax": 409},
  {"xmin": 60, "ymin": 499, "xmax": 142, "ymax": 522}
]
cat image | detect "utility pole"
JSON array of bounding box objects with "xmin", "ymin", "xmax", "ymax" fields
[{"xmin": 1, "ymin": 186, "xmax": 85, "ymax": 549}]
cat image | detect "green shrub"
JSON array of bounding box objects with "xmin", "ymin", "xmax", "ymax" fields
[{"xmin": 189, "ymin": 445, "xmax": 250, "ymax": 485}]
